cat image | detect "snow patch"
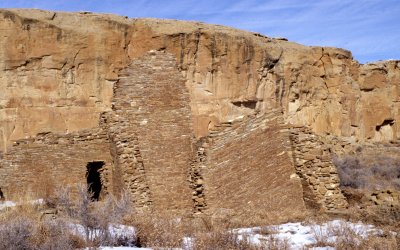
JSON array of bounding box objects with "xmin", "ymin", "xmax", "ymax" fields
[
  {"xmin": 0, "ymin": 199, "xmax": 43, "ymax": 211},
  {"xmin": 233, "ymin": 219, "xmax": 385, "ymax": 249},
  {"xmin": 70, "ymin": 223, "xmax": 135, "ymax": 241},
  {"xmin": 0, "ymin": 201, "xmax": 16, "ymax": 210}
]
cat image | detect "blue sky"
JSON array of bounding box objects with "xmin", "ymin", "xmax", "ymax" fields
[{"xmin": 0, "ymin": 0, "xmax": 399, "ymax": 63}]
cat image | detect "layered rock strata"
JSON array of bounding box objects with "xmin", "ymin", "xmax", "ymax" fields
[
  {"xmin": 0, "ymin": 9, "xmax": 399, "ymax": 222},
  {"xmin": 0, "ymin": 9, "xmax": 398, "ymax": 151}
]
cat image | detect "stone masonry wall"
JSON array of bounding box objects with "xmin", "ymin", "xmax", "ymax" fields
[
  {"xmin": 289, "ymin": 127, "xmax": 348, "ymax": 211},
  {"xmin": 100, "ymin": 112, "xmax": 152, "ymax": 210},
  {"xmin": 197, "ymin": 110, "xmax": 306, "ymax": 223},
  {"xmin": 0, "ymin": 45, "xmax": 350, "ymax": 220},
  {"xmin": 0, "ymin": 51, "xmax": 310, "ymax": 222},
  {"xmin": 0, "ymin": 128, "xmax": 113, "ymax": 200},
  {"xmin": 103, "ymin": 51, "xmax": 195, "ymax": 214},
  {"xmin": 189, "ymin": 138, "xmax": 208, "ymax": 215}
]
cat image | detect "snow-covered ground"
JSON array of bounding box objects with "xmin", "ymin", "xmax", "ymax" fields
[
  {"xmin": 88, "ymin": 220, "xmax": 386, "ymax": 250},
  {"xmin": 0, "ymin": 199, "xmax": 44, "ymax": 210},
  {"xmin": 71, "ymin": 223, "xmax": 136, "ymax": 240},
  {"xmin": 70, "ymin": 223, "xmax": 137, "ymax": 248},
  {"xmin": 0, "ymin": 201, "xmax": 388, "ymax": 250},
  {"xmin": 233, "ymin": 219, "xmax": 383, "ymax": 249},
  {"xmin": 0, "ymin": 200, "xmax": 16, "ymax": 210}
]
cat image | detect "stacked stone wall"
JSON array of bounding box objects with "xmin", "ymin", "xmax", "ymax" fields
[
  {"xmin": 100, "ymin": 112, "xmax": 152, "ymax": 210},
  {"xmin": 189, "ymin": 139, "xmax": 208, "ymax": 214},
  {"xmin": 0, "ymin": 48, "xmax": 350, "ymax": 221},
  {"xmin": 105, "ymin": 51, "xmax": 195, "ymax": 214},
  {"xmin": 290, "ymin": 127, "xmax": 348, "ymax": 210},
  {"xmin": 0, "ymin": 129, "xmax": 113, "ymax": 199},
  {"xmin": 199, "ymin": 110, "xmax": 306, "ymax": 223}
]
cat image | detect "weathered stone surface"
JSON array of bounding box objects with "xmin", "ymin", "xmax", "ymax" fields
[
  {"xmin": 201, "ymin": 110, "xmax": 306, "ymax": 221},
  {"xmin": 0, "ymin": 50, "xmax": 306, "ymax": 225},
  {"xmin": 0, "ymin": 9, "xmax": 399, "ymax": 223},
  {"xmin": 0, "ymin": 9, "xmax": 398, "ymax": 151},
  {"xmin": 0, "ymin": 129, "xmax": 113, "ymax": 200},
  {"xmin": 369, "ymin": 190, "xmax": 400, "ymax": 207},
  {"xmin": 105, "ymin": 51, "xmax": 195, "ymax": 214},
  {"xmin": 290, "ymin": 127, "xmax": 348, "ymax": 211}
]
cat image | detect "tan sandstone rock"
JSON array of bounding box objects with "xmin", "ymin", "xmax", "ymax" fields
[
  {"xmin": 0, "ymin": 9, "xmax": 399, "ymax": 223},
  {"xmin": 0, "ymin": 9, "xmax": 398, "ymax": 151}
]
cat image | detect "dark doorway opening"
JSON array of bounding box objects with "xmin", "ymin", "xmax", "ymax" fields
[{"xmin": 86, "ymin": 161, "xmax": 104, "ymax": 201}]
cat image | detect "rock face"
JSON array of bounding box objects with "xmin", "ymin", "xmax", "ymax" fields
[{"xmin": 0, "ymin": 9, "xmax": 398, "ymax": 224}]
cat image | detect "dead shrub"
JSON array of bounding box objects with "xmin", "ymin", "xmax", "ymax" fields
[
  {"xmin": 333, "ymin": 155, "xmax": 371, "ymax": 189},
  {"xmin": 323, "ymin": 220, "xmax": 398, "ymax": 250},
  {"xmin": 252, "ymin": 225, "xmax": 279, "ymax": 236},
  {"xmin": 259, "ymin": 235, "xmax": 291, "ymax": 250},
  {"xmin": 335, "ymin": 233, "xmax": 398, "ymax": 250},
  {"xmin": 129, "ymin": 213, "xmax": 286, "ymax": 249},
  {"xmin": 329, "ymin": 222, "xmax": 363, "ymax": 249},
  {"xmin": 0, "ymin": 184, "xmax": 134, "ymax": 249},
  {"xmin": 308, "ymin": 224, "xmax": 335, "ymax": 248},
  {"xmin": 55, "ymin": 184, "xmax": 133, "ymax": 247},
  {"xmin": 194, "ymin": 230, "xmax": 290, "ymax": 250},
  {"xmin": 0, "ymin": 216, "xmax": 34, "ymax": 250},
  {"xmin": 333, "ymin": 155, "xmax": 400, "ymax": 190},
  {"xmin": 0, "ymin": 216, "xmax": 83, "ymax": 250},
  {"xmin": 194, "ymin": 230, "xmax": 255, "ymax": 250},
  {"xmin": 130, "ymin": 213, "xmax": 186, "ymax": 248},
  {"xmin": 31, "ymin": 218, "xmax": 86, "ymax": 250},
  {"xmin": 360, "ymin": 205, "xmax": 400, "ymax": 226}
]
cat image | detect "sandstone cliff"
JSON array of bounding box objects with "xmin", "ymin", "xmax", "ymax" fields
[
  {"xmin": 0, "ymin": 9, "xmax": 398, "ymax": 151},
  {"xmin": 0, "ymin": 9, "xmax": 398, "ymax": 224}
]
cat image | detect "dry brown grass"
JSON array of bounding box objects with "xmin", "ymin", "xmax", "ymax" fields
[
  {"xmin": 0, "ymin": 184, "xmax": 134, "ymax": 249},
  {"xmin": 127, "ymin": 213, "xmax": 187, "ymax": 248},
  {"xmin": 0, "ymin": 204, "xmax": 85, "ymax": 250},
  {"xmin": 333, "ymin": 154, "xmax": 400, "ymax": 190},
  {"xmin": 331, "ymin": 152, "xmax": 400, "ymax": 249},
  {"xmin": 339, "ymin": 188, "xmax": 400, "ymax": 228},
  {"xmin": 2, "ymin": 202, "xmax": 399, "ymax": 250},
  {"xmin": 1, "ymin": 183, "xmax": 399, "ymax": 249},
  {"xmin": 301, "ymin": 219, "xmax": 399, "ymax": 250},
  {"xmin": 125, "ymin": 211, "xmax": 293, "ymax": 249}
]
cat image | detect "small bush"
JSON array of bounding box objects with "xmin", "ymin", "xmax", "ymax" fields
[
  {"xmin": 309, "ymin": 224, "xmax": 334, "ymax": 248},
  {"xmin": 130, "ymin": 213, "xmax": 190, "ymax": 248},
  {"xmin": 0, "ymin": 184, "xmax": 133, "ymax": 249},
  {"xmin": 0, "ymin": 217, "xmax": 34, "ymax": 250},
  {"xmin": 0, "ymin": 216, "xmax": 84, "ymax": 250},
  {"xmin": 333, "ymin": 155, "xmax": 400, "ymax": 190},
  {"xmin": 193, "ymin": 230, "xmax": 290, "ymax": 250},
  {"xmin": 194, "ymin": 231, "xmax": 252, "ymax": 250},
  {"xmin": 304, "ymin": 220, "xmax": 398, "ymax": 250},
  {"xmin": 55, "ymin": 184, "xmax": 133, "ymax": 247}
]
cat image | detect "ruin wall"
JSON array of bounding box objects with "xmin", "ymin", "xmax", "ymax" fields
[
  {"xmin": 102, "ymin": 51, "xmax": 195, "ymax": 214},
  {"xmin": 289, "ymin": 127, "xmax": 348, "ymax": 211},
  {"xmin": 0, "ymin": 128, "xmax": 113, "ymax": 200},
  {"xmin": 196, "ymin": 110, "xmax": 306, "ymax": 223},
  {"xmin": 0, "ymin": 8, "xmax": 396, "ymax": 221}
]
